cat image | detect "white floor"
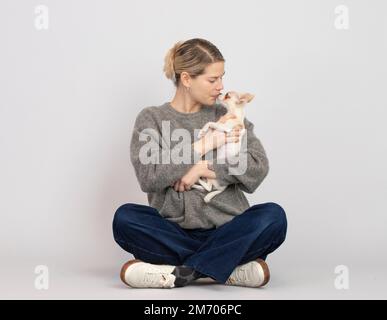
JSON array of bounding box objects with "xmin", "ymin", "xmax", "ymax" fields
[{"xmin": 1, "ymin": 257, "xmax": 386, "ymax": 300}]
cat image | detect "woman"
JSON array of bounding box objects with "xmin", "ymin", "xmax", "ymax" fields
[{"xmin": 112, "ymin": 38, "xmax": 287, "ymax": 289}]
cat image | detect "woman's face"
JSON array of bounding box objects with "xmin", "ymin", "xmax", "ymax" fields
[{"xmin": 189, "ymin": 61, "xmax": 225, "ymax": 106}]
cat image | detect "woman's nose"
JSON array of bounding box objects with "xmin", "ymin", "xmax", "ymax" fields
[{"xmin": 216, "ymin": 80, "xmax": 224, "ymax": 91}]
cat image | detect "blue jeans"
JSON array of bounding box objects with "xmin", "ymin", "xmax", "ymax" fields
[{"xmin": 112, "ymin": 202, "xmax": 287, "ymax": 284}]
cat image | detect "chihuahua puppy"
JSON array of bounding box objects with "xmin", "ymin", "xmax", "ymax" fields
[{"xmin": 191, "ymin": 91, "xmax": 255, "ymax": 203}]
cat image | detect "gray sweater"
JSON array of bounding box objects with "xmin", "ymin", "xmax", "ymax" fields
[{"xmin": 130, "ymin": 101, "xmax": 269, "ymax": 229}]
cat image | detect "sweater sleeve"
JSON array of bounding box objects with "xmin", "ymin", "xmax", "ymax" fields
[
  {"xmin": 209, "ymin": 116, "xmax": 269, "ymax": 194},
  {"xmin": 130, "ymin": 108, "xmax": 202, "ymax": 193}
]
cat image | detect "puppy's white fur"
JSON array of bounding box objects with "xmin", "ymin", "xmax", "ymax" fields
[{"xmin": 191, "ymin": 91, "xmax": 255, "ymax": 203}]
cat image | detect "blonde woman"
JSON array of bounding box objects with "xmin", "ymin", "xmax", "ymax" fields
[{"xmin": 112, "ymin": 38, "xmax": 287, "ymax": 288}]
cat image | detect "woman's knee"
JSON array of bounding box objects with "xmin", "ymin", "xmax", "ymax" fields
[
  {"xmin": 112, "ymin": 203, "xmax": 139, "ymax": 238},
  {"xmin": 266, "ymin": 202, "xmax": 286, "ymax": 221},
  {"xmin": 112, "ymin": 202, "xmax": 159, "ymax": 237},
  {"xmin": 265, "ymin": 202, "xmax": 287, "ymax": 237},
  {"xmin": 251, "ymin": 202, "xmax": 287, "ymax": 234}
]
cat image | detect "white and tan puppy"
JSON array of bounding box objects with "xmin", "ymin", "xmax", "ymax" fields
[{"xmin": 191, "ymin": 91, "xmax": 255, "ymax": 203}]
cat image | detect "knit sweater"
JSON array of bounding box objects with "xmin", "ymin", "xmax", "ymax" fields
[{"xmin": 129, "ymin": 101, "xmax": 269, "ymax": 229}]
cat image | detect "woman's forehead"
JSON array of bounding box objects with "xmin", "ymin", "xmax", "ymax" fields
[
  {"xmin": 204, "ymin": 62, "xmax": 225, "ymax": 76},
  {"xmin": 205, "ymin": 70, "xmax": 226, "ymax": 78}
]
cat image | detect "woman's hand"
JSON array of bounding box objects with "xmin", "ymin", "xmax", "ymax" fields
[
  {"xmin": 199, "ymin": 114, "xmax": 244, "ymax": 152},
  {"xmin": 171, "ymin": 161, "xmax": 208, "ymax": 192}
]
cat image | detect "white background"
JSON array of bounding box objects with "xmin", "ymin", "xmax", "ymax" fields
[{"xmin": 0, "ymin": 0, "xmax": 386, "ymax": 299}]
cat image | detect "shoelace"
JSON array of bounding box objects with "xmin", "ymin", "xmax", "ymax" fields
[
  {"xmin": 144, "ymin": 272, "xmax": 175, "ymax": 287},
  {"xmin": 226, "ymin": 267, "xmax": 247, "ymax": 284}
]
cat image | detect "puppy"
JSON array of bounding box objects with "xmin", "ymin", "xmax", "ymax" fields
[{"xmin": 191, "ymin": 91, "xmax": 255, "ymax": 203}]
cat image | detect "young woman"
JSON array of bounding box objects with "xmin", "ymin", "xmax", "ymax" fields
[{"xmin": 112, "ymin": 38, "xmax": 287, "ymax": 289}]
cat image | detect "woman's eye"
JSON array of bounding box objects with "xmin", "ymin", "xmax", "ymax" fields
[{"xmin": 209, "ymin": 77, "xmax": 222, "ymax": 84}]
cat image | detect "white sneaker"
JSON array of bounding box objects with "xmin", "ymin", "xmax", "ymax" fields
[
  {"xmin": 225, "ymin": 258, "xmax": 270, "ymax": 288},
  {"xmin": 120, "ymin": 259, "xmax": 176, "ymax": 288}
]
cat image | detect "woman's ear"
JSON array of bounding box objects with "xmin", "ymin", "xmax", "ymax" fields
[{"xmin": 180, "ymin": 71, "xmax": 191, "ymax": 88}]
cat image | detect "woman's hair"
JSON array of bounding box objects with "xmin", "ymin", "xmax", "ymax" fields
[{"xmin": 163, "ymin": 38, "xmax": 225, "ymax": 87}]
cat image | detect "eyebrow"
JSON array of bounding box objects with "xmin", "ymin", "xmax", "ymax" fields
[{"xmin": 208, "ymin": 71, "xmax": 226, "ymax": 79}]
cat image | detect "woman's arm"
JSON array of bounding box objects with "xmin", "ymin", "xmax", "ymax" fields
[
  {"xmin": 171, "ymin": 113, "xmax": 240, "ymax": 191},
  {"xmin": 172, "ymin": 160, "xmax": 213, "ymax": 192},
  {"xmin": 130, "ymin": 108, "xmax": 204, "ymax": 193}
]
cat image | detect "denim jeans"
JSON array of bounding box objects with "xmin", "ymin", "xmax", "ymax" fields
[{"xmin": 112, "ymin": 202, "xmax": 287, "ymax": 284}]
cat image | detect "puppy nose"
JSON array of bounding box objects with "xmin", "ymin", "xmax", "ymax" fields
[{"xmin": 225, "ymin": 92, "xmax": 230, "ymax": 99}]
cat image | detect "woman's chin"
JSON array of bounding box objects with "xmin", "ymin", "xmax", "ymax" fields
[
  {"xmin": 209, "ymin": 97, "xmax": 217, "ymax": 104},
  {"xmin": 201, "ymin": 97, "xmax": 217, "ymax": 106}
]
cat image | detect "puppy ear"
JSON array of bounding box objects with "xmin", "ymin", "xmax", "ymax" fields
[{"xmin": 239, "ymin": 93, "xmax": 255, "ymax": 104}]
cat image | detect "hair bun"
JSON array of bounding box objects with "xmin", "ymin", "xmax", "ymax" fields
[{"xmin": 163, "ymin": 41, "xmax": 184, "ymax": 81}]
